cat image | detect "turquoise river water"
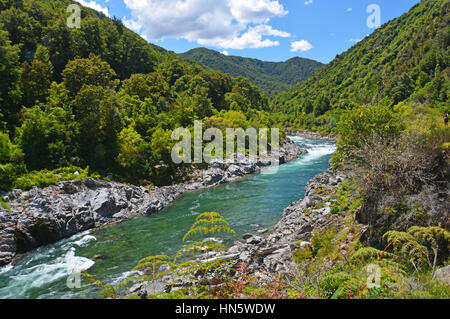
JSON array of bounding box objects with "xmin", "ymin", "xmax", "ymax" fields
[{"xmin": 0, "ymin": 137, "xmax": 335, "ymax": 299}]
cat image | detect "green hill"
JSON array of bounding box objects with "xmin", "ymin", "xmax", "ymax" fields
[
  {"xmin": 182, "ymin": 48, "xmax": 323, "ymax": 96},
  {"xmin": 0, "ymin": 0, "xmax": 272, "ymax": 188},
  {"xmin": 272, "ymin": 0, "xmax": 449, "ymax": 132}
]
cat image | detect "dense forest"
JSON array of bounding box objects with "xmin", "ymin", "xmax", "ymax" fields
[
  {"xmin": 182, "ymin": 47, "xmax": 323, "ymax": 96},
  {"xmin": 272, "ymin": 0, "xmax": 449, "ymax": 133},
  {"xmin": 0, "ymin": 0, "xmax": 275, "ymax": 189}
]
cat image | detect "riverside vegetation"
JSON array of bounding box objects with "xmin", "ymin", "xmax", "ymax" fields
[
  {"xmin": 0, "ymin": 0, "xmax": 281, "ymax": 191},
  {"xmin": 0, "ymin": 0, "xmax": 449, "ymax": 299}
]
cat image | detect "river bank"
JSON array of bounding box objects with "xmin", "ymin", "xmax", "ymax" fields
[
  {"xmin": 130, "ymin": 168, "xmax": 365, "ymax": 297},
  {"xmin": 0, "ymin": 139, "xmax": 307, "ymax": 267}
]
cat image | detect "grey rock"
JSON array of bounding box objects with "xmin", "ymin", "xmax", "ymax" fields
[
  {"xmin": 434, "ymin": 266, "xmax": 450, "ymax": 285},
  {"xmin": 246, "ymin": 235, "xmax": 263, "ymax": 245}
]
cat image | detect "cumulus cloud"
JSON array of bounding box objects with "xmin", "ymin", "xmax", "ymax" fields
[
  {"xmin": 123, "ymin": 0, "xmax": 290, "ymax": 49},
  {"xmin": 75, "ymin": 0, "xmax": 110, "ymax": 17},
  {"xmin": 202, "ymin": 24, "xmax": 290, "ymax": 49},
  {"xmin": 304, "ymin": 0, "xmax": 313, "ymax": 5},
  {"xmin": 221, "ymin": 50, "xmax": 229, "ymax": 56},
  {"xmin": 290, "ymin": 40, "xmax": 313, "ymax": 52}
]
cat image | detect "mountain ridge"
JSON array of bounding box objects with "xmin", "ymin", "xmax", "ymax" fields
[{"xmin": 182, "ymin": 47, "xmax": 324, "ymax": 96}]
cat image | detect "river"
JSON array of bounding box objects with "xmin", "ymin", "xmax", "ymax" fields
[{"xmin": 0, "ymin": 137, "xmax": 335, "ymax": 299}]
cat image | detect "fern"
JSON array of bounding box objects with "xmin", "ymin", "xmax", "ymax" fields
[
  {"xmin": 350, "ymin": 247, "xmax": 395, "ymax": 264},
  {"xmin": 83, "ymin": 271, "xmax": 118, "ymax": 299},
  {"xmin": 85, "ymin": 212, "xmax": 237, "ymax": 299},
  {"xmin": 182, "ymin": 212, "xmax": 236, "ymax": 242},
  {"xmin": 383, "ymin": 226, "xmax": 449, "ymax": 272}
]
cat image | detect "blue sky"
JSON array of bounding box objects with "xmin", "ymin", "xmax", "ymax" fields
[{"xmin": 76, "ymin": 0, "xmax": 420, "ymax": 64}]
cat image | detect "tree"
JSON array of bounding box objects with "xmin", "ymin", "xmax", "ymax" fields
[
  {"xmin": 0, "ymin": 131, "xmax": 15, "ymax": 163},
  {"xmin": 0, "ymin": 28, "xmax": 22, "ymax": 128},
  {"xmin": 151, "ymin": 128, "xmax": 173, "ymax": 164},
  {"xmin": 62, "ymin": 54, "xmax": 117, "ymax": 96},
  {"xmin": 15, "ymin": 106, "xmax": 75, "ymax": 170},
  {"xmin": 0, "ymin": 6, "xmax": 41, "ymax": 53},
  {"xmin": 334, "ymin": 104, "xmax": 404, "ymax": 163},
  {"xmin": 157, "ymin": 56, "xmax": 188, "ymax": 86},
  {"xmin": 313, "ymin": 94, "xmax": 330, "ymax": 117},
  {"xmin": 116, "ymin": 124, "xmax": 147, "ymax": 178},
  {"xmin": 303, "ymin": 99, "xmax": 313, "ymax": 114},
  {"xmin": 174, "ymin": 93, "xmax": 195, "ymax": 127},
  {"xmin": 121, "ymin": 72, "xmax": 169, "ymax": 102},
  {"xmin": 72, "ymin": 85, "xmax": 122, "ymax": 168},
  {"xmin": 42, "ymin": 19, "xmax": 73, "ymax": 81},
  {"xmin": 20, "ymin": 59, "xmax": 51, "ymax": 107}
]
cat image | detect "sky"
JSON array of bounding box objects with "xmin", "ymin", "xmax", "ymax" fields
[{"xmin": 75, "ymin": 0, "xmax": 421, "ymax": 64}]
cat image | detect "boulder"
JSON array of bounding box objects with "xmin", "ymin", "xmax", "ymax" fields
[{"xmin": 434, "ymin": 266, "xmax": 450, "ymax": 285}]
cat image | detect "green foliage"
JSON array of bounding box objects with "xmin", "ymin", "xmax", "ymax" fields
[
  {"xmin": 290, "ymin": 225, "xmax": 450, "ymax": 299},
  {"xmin": 116, "ymin": 124, "xmax": 146, "ymax": 175},
  {"xmin": 383, "ymin": 226, "xmax": 450, "ymax": 271},
  {"xmin": 0, "ymin": 27, "xmax": 21, "ymax": 128},
  {"xmin": 330, "ymin": 180, "xmax": 363, "ymax": 215},
  {"xmin": 272, "ymin": 0, "xmax": 449, "ymax": 132},
  {"xmin": 183, "ymin": 212, "xmax": 237, "ymax": 243},
  {"xmin": 0, "ymin": 196, "xmax": 10, "ymax": 212},
  {"xmin": 12, "ymin": 166, "xmax": 91, "ymax": 190},
  {"xmin": 332, "ymin": 104, "xmax": 404, "ymax": 166},
  {"xmin": 311, "ymin": 228, "xmax": 338, "ymax": 258},
  {"xmin": 15, "ymin": 105, "xmax": 75, "ymax": 170},
  {"xmin": 62, "ymin": 54, "xmax": 117, "ymax": 96}
]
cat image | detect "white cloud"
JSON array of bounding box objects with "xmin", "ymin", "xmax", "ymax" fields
[
  {"xmin": 123, "ymin": 0, "xmax": 290, "ymax": 49},
  {"xmin": 75, "ymin": 0, "xmax": 110, "ymax": 17},
  {"xmin": 304, "ymin": 0, "xmax": 313, "ymax": 5},
  {"xmin": 202, "ymin": 24, "xmax": 290, "ymax": 49},
  {"xmin": 290, "ymin": 40, "xmax": 313, "ymax": 52},
  {"xmin": 349, "ymin": 38, "xmax": 361, "ymax": 43},
  {"xmin": 347, "ymin": 8, "xmax": 353, "ymax": 12},
  {"xmin": 221, "ymin": 50, "xmax": 229, "ymax": 56},
  {"xmin": 123, "ymin": 17, "xmax": 142, "ymax": 32}
]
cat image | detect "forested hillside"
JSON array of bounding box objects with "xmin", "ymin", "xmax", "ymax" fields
[
  {"xmin": 272, "ymin": 0, "xmax": 449, "ymax": 132},
  {"xmin": 182, "ymin": 48, "xmax": 323, "ymax": 96},
  {"xmin": 0, "ymin": 0, "xmax": 272, "ymax": 189}
]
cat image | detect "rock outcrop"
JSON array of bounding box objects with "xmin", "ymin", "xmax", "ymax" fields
[
  {"xmin": 215, "ymin": 170, "xmax": 351, "ymax": 277},
  {"xmin": 0, "ymin": 139, "xmax": 306, "ymax": 266}
]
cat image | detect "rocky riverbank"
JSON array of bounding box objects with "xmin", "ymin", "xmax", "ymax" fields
[
  {"xmin": 131, "ymin": 169, "xmax": 367, "ymax": 298},
  {"xmin": 0, "ymin": 139, "xmax": 306, "ymax": 267},
  {"xmin": 221, "ymin": 169, "xmax": 362, "ymax": 277}
]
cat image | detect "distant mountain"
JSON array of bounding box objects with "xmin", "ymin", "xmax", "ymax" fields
[{"xmin": 181, "ymin": 48, "xmax": 323, "ymax": 96}]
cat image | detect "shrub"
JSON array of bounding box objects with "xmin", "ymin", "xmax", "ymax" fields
[{"xmin": 12, "ymin": 166, "xmax": 90, "ymax": 190}]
